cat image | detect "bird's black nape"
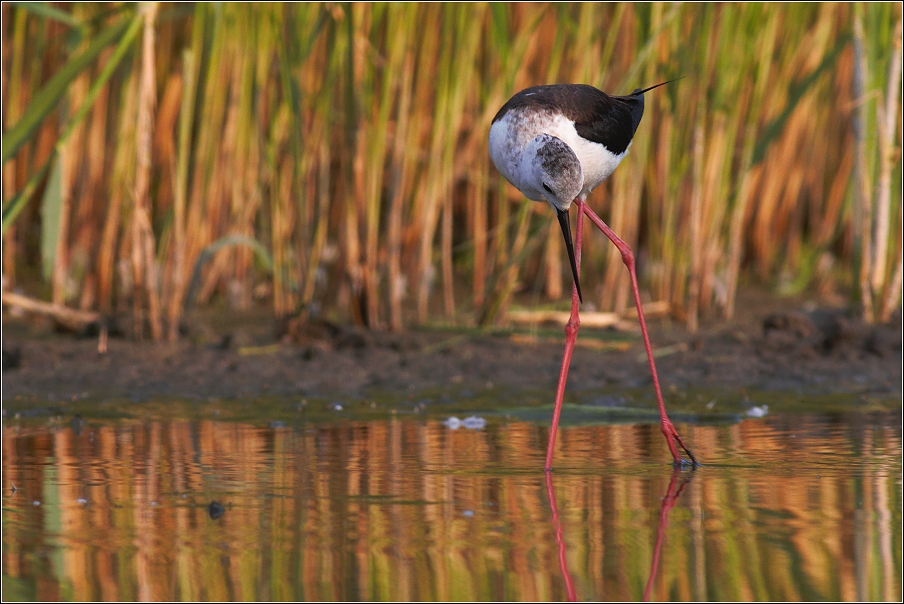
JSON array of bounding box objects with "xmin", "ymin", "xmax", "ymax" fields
[
  {"xmin": 630, "ymin": 76, "xmax": 685, "ymax": 96},
  {"xmin": 556, "ymin": 208, "xmax": 582, "ymax": 303}
]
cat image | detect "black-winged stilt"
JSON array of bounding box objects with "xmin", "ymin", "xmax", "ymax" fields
[{"xmin": 489, "ymin": 80, "xmax": 696, "ymax": 469}]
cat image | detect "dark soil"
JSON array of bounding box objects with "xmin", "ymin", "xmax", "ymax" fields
[{"xmin": 2, "ymin": 290, "xmax": 901, "ymax": 405}]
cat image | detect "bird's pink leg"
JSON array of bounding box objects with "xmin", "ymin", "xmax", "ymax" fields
[
  {"xmin": 545, "ymin": 198, "xmax": 585, "ymax": 471},
  {"xmin": 581, "ymin": 204, "xmax": 696, "ymax": 466}
]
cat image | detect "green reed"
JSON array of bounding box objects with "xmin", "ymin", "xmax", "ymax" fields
[{"xmin": 2, "ymin": 3, "xmax": 901, "ymax": 338}]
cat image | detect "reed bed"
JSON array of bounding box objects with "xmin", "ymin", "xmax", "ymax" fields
[{"xmin": 2, "ymin": 3, "xmax": 901, "ymax": 338}]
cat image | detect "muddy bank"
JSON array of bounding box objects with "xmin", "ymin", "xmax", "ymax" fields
[{"xmin": 2, "ymin": 292, "xmax": 901, "ymax": 406}]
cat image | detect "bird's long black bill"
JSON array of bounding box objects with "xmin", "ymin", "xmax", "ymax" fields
[
  {"xmin": 633, "ymin": 76, "xmax": 685, "ymax": 95},
  {"xmin": 557, "ymin": 208, "xmax": 582, "ymax": 303}
]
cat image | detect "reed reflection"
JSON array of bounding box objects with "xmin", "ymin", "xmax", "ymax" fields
[{"xmin": 1, "ymin": 408, "xmax": 901, "ymax": 601}]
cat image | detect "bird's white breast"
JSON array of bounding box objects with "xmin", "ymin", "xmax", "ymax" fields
[{"xmin": 489, "ymin": 108, "xmax": 629, "ymax": 200}]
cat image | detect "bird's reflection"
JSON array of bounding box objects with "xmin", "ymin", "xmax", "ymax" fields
[
  {"xmin": 643, "ymin": 467, "xmax": 696, "ymax": 602},
  {"xmin": 545, "ymin": 467, "xmax": 696, "ymax": 602},
  {"xmin": 545, "ymin": 471, "xmax": 577, "ymax": 602}
]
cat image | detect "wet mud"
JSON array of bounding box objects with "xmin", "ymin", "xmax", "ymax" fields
[{"xmin": 2, "ymin": 292, "xmax": 901, "ymax": 406}]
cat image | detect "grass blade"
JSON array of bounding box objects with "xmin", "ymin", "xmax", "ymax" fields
[
  {"xmin": 9, "ymin": 2, "xmax": 84, "ymax": 30},
  {"xmin": 2, "ymin": 17, "xmax": 130, "ymax": 164}
]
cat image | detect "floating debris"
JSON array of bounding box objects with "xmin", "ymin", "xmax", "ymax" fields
[
  {"xmin": 444, "ymin": 416, "xmax": 486, "ymax": 430},
  {"xmin": 208, "ymin": 501, "xmax": 225, "ymax": 520},
  {"xmin": 462, "ymin": 416, "xmax": 487, "ymax": 430},
  {"xmin": 746, "ymin": 405, "xmax": 769, "ymax": 418}
]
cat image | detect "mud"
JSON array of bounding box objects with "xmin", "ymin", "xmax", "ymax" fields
[{"xmin": 2, "ymin": 290, "xmax": 901, "ymax": 406}]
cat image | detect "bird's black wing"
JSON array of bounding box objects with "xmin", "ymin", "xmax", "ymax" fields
[
  {"xmin": 565, "ymin": 85, "xmax": 643, "ymax": 155},
  {"xmin": 492, "ymin": 84, "xmax": 644, "ymax": 156}
]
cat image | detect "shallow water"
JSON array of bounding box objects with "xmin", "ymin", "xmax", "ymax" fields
[{"xmin": 2, "ymin": 391, "xmax": 901, "ymax": 601}]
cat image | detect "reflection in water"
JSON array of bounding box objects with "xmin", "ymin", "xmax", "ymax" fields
[
  {"xmin": 547, "ymin": 464, "xmax": 697, "ymax": 603},
  {"xmin": 643, "ymin": 468, "xmax": 695, "ymax": 602},
  {"xmin": 545, "ymin": 471, "xmax": 577, "ymax": 601},
  {"xmin": 2, "ymin": 406, "xmax": 902, "ymax": 601}
]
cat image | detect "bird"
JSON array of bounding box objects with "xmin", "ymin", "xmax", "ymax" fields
[{"xmin": 489, "ymin": 80, "xmax": 696, "ymax": 469}]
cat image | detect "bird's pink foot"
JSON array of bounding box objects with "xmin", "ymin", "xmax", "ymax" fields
[{"xmin": 661, "ymin": 418, "xmax": 697, "ymax": 467}]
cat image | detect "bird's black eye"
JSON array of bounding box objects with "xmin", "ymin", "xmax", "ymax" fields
[{"xmin": 542, "ymin": 183, "xmax": 552, "ymax": 193}]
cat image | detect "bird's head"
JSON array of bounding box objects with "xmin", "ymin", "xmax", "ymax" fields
[
  {"xmin": 523, "ymin": 134, "xmax": 583, "ymax": 212},
  {"xmin": 522, "ymin": 133, "xmax": 585, "ymax": 302}
]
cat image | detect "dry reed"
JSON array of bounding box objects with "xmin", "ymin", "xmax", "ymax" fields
[{"xmin": 1, "ymin": 3, "xmax": 900, "ymax": 335}]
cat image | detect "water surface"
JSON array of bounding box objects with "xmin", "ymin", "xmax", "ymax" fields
[{"xmin": 2, "ymin": 391, "xmax": 901, "ymax": 601}]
